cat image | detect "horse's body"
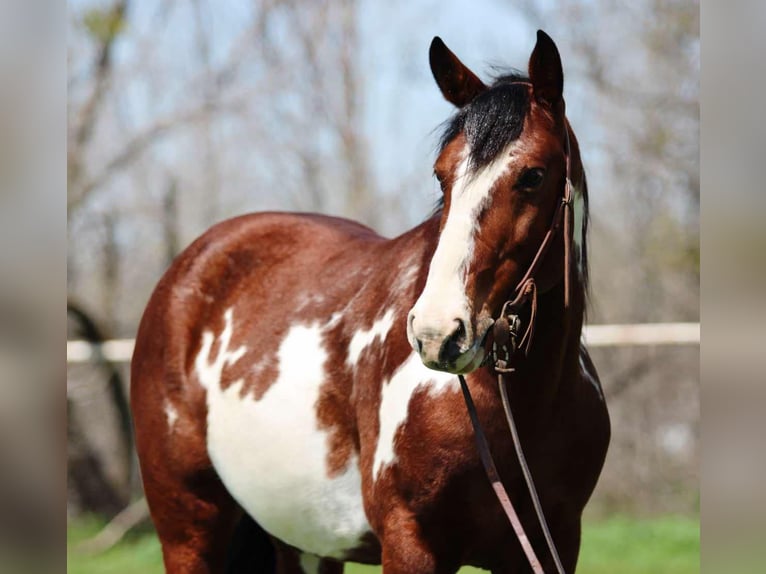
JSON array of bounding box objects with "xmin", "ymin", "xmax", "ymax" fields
[{"xmin": 132, "ymin": 32, "xmax": 609, "ymax": 574}]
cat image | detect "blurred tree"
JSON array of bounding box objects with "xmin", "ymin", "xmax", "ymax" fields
[
  {"xmin": 67, "ymin": 0, "xmax": 381, "ymax": 517},
  {"xmin": 514, "ymin": 0, "xmax": 699, "ymax": 323},
  {"xmin": 67, "ymin": 0, "xmax": 377, "ymax": 335},
  {"xmin": 505, "ymin": 0, "xmax": 699, "ymax": 515}
]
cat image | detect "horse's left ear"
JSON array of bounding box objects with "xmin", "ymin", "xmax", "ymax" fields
[
  {"xmin": 528, "ymin": 30, "xmax": 564, "ymax": 107},
  {"xmin": 429, "ymin": 37, "xmax": 487, "ymax": 108}
]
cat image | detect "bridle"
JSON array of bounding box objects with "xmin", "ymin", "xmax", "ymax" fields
[
  {"xmin": 458, "ymin": 124, "xmax": 575, "ymax": 574},
  {"xmin": 492, "ymin": 124, "xmax": 575, "ymax": 359}
]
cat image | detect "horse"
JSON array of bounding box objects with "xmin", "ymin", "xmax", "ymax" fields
[{"xmin": 131, "ymin": 30, "xmax": 609, "ymax": 574}]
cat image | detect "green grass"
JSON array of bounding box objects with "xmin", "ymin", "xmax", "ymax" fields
[
  {"xmin": 67, "ymin": 515, "xmax": 699, "ymax": 574},
  {"xmin": 67, "ymin": 516, "xmax": 165, "ymax": 574},
  {"xmin": 577, "ymin": 515, "xmax": 699, "ymax": 574}
]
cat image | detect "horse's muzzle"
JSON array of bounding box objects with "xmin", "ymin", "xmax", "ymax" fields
[{"xmin": 408, "ymin": 315, "xmax": 491, "ymax": 374}]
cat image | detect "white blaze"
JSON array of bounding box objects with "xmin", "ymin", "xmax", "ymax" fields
[{"xmin": 408, "ymin": 144, "xmax": 517, "ymax": 346}]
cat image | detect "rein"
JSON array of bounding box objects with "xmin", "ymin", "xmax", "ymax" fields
[{"xmin": 458, "ymin": 127, "xmax": 574, "ymax": 574}]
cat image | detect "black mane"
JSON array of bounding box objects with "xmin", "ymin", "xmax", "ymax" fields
[{"xmin": 438, "ymin": 71, "xmax": 530, "ymax": 171}]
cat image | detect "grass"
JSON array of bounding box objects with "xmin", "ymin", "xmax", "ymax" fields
[
  {"xmin": 577, "ymin": 515, "xmax": 699, "ymax": 574},
  {"xmin": 67, "ymin": 515, "xmax": 699, "ymax": 574}
]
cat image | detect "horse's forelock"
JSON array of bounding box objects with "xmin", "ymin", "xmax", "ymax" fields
[{"xmin": 437, "ymin": 71, "xmax": 530, "ymax": 174}]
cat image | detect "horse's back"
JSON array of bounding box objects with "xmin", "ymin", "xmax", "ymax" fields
[{"xmin": 132, "ymin": 212, "xmax": 381, "ymax": 377}]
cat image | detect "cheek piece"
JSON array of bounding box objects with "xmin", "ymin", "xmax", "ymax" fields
[{"xmin": 458, "ymin": 125, "xmax": 574, "ymax": 574}]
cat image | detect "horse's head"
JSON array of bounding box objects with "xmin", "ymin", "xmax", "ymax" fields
[{"xmin": 407, "ymin": 31, "xmax": 584, "ymax": 374}]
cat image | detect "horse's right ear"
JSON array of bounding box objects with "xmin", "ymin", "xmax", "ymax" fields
[
  {"xmin": 528, "ymin": 30, "xmax": 564, "ymax": 107},
  {"xmin": 429, "ymin": 37, "xmax": 487, "ymax": 108}
]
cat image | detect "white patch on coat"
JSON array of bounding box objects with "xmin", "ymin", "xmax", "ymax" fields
[
  {"xmin": 395, "ymin": 252, "xmax": 420, "ymax": 291},
  {"xmin": 196, "ymin": 314, "xmax": 371, "ymax": 558},
  {"xmin": 250, "ymin": 357, "xmax": 270, "ymax": 379},
  {"xmin": 384, "ymin": 253, "xmax": 421, "ymax": 312},
  {"xmin": 579, "ymin": 348, "xmax": 604, "ymax": 402},
  {"xmin": 397, "ymin": 264, "xmax": 419, "ymax": 293},
  {"xmin": 297, "ymin": 293, "xmax": 326, "ymax": 312},
  {"xmin": 326, "ymin": 311, "xmax": 343, "ymax": 329},
  {"xmin": 373, "ymin": 353, "xmax": 459, "ymax": 480},
  {"xmin": 164, "ymin": 401, "xmax": 179, "ymax": 431},
  {"xmin": 347, "ymin": 308, "xmax": 395, "ymax": 367},
  {"xmin": 195, "ymin": 308, "xmax": 247, "ymax": 391},
  {"xmin": 299, "ymin": 553, "xmax": 321, "ymax": 574},
  {"xmin": 408, "ymin": 143, "xmax": 518, "ymax": 348}
]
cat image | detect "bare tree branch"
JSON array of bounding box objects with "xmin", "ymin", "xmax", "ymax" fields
[
  {"xmin": 75, "ymin": 497, "xmax": 149, "ymax": 554},
  {"xmin": 67, "ymin": 100, "xmax": 244, "ymax": 214},
  {"xmin": 69, "ymin": 1, "xmax": 129, "ymax": 193}
]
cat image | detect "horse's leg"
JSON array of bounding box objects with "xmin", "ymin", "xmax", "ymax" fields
[
  {"xmin": 540, "ymin": 513, "xmax": 581, "ymax": 574},
  {"xmin": 379, "ymin": 507, "xmax": 452, "ymax": 574},
  {"xmin": 226, "ymin": 513, "xmax": 277, "ymax": 573},
  {"xmin": 141, "ymin": 462, "xmax": 243, "ymax": 573},
  {"xmin": 134, "ymin": 387, "xmax": 247, "ymax": 572},
  {"xmin": 270, "ymin": 539, "xmax": 344, "ymax": 574}
]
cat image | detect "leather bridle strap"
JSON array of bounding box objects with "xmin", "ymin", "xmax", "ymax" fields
[
  {"xmin": 513, "ymin": 127, "xmax": 574, "ymax": 312},
  {"xmin": 562, "ymin": 127, "xmax": 573, "ymax": 310},
  {"xmin": 457, "ymin": 374, "xmax": 544, "ymax": 574},
  {"xmin": 498, "ymin": 373, "xmax": 566, "ymax": 574},
  {"xmin": 494, "ymin": 130, "xmax": 573, "ymax": 358},
  {"xmin": 458, "ymin": 126, "xmax": 575, "ymax": 574}
]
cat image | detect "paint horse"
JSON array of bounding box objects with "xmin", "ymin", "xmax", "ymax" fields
[{"xmin": 131, "ymin": 31, "xmax": 609, "ymax": 574}]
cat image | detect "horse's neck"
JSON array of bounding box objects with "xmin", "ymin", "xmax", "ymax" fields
[
  {"xmin": 514, "ymin": 280, "xmax": 585, "ymax": 403},
  {"xmin": 381, "ymin": 214, "xmax": 441, "ymax": 309}
]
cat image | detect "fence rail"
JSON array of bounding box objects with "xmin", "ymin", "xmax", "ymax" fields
[{"xmin": 67, "ymin": 322, "xmax": 700, "ymax": 363}]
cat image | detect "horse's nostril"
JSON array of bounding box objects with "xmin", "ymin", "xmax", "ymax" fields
[
  {"xmin": 439, "ymin": 319, "xmax": 468, "ymax": 364},
  {"xmin": 415, "ymin": 338, "xmax": 423, "ymax": 354},
  {"xmin": 454, "ymin": 318, "xmax": 466, "ymax": 341}
]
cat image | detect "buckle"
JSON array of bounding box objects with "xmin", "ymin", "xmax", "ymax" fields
[
  {"xmin": 561, "ymin": 181, "xmax": 573, "ymax": 206},
  {"xmin": 492, "ymin": 313, "xmax": 521, "ymax": 373}
]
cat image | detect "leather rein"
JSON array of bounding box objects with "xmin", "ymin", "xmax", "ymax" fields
[{"xmin": 457, "ymin": 127, "xmax": 574, "ymax": 574}]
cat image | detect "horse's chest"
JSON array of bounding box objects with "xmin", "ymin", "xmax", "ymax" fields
[{"xmin": 195, "ymin": 316, "xmax": 371, "ymax": 558}]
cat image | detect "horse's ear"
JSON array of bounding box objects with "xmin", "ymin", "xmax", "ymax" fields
[
  {"xmin": 528, "ymin": 30, "xmax": 563, "ymax": 106},
  {"xmin": 429, "ymin": 37, "xmax": 487, "ymax": 108}
]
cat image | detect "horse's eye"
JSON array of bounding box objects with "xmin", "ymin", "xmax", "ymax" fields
[{"xmin": 516, "ymin": 168, "xmax": 545, "ymax": 190}]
